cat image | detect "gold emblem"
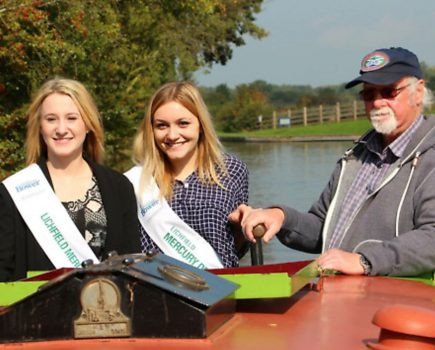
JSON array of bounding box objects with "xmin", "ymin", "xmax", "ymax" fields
[{"xmin": 74, "ymin": 278, "xmax": 131, "ymax": 338}]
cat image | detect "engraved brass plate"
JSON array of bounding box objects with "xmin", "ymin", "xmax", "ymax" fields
[{"xmin": 74, "ymin": 278, "xmax": 131, "ymax": 338}]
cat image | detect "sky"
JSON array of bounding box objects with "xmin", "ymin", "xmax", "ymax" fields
[{"xmin": 195, "ymin": 0, "xmax": 435, "ymax": 88}]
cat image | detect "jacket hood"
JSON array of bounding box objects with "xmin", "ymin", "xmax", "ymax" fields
[{"xmin": 346, "ymin": 115, "xmax": 435, "ymax": 164}]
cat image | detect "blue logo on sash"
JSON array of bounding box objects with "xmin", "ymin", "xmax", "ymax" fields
[
  {"xmin": 140, "ymin": 199, "xmax": 159, "ymax": 217},
  {"xmin": 15, "ymin": 180, "xmax": 40, "ymax": 193}
]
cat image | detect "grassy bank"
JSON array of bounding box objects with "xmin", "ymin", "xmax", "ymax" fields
[{"xmin": 218, "ymin": 119, "xmax": 371, "ymax": 138}]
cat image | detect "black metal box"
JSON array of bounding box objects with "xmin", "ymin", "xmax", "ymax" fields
[{"xmin": 0, "ymin": 253, "xmax": 238, "ymax": 343}]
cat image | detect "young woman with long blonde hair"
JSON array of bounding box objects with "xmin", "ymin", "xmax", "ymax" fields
[{"xmin": 126, "ymin": 81, "xmax": 249, "ymax": 268}]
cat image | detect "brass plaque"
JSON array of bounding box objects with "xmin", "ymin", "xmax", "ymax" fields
[{"xmin": 74, "ymin": 278, "xmax": 131, "ymax": 338}]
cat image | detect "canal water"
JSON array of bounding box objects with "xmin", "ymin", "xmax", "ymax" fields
[{"xmin": 223, "ymin": 141, "xmax": 354, "ymax": 266}]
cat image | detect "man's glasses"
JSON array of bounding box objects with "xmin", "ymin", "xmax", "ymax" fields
[{"xmin": 359, "ymin": 83, "xmax": 412, "ymax": 102}]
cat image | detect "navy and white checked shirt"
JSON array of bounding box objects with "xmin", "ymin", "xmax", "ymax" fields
[
  {"xmin": 140, "ymin": 154, "xmax": 249, "ymax": 267},
  {"xmin": 328, "ymin": 116, "xmax": 423, "ymax": 249}
]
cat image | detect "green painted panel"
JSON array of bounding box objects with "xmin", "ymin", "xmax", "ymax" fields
[
  {"xmin": 0, "ymin": 281, "xmax": 46, "ymax": 306},
  {"xmin": 220, "ymin": 273, "xmax": 292, "ymax": 299},
  {"xmin": 26, "ymin": 271, "xmax": 48, "ymax": 278},
  {"xmin": 393, "ymin": 272, "xmax": 435, "ymax": 287}
]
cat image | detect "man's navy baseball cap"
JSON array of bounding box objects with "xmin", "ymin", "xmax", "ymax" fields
[{"xmin": 345, "ymin": 47, "xmax": 423, "ymax": 89}]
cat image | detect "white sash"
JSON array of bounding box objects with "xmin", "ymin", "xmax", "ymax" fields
[
  {"xmin": 3, "ymin": 164, "xmax": 99, "ymax": 268},
  {"xmin": 124, "ymin": 166, "xmax": 223, "ymax": 269}
]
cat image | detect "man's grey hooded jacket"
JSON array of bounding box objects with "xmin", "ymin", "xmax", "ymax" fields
[{"xmin": 277, "ymin": 115, "xmax": 435, "ymax": 276}]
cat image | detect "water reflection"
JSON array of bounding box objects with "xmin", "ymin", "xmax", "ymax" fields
[{"xmin": 224, "ymin": 141, "xmax": 354, "ymax": 265}]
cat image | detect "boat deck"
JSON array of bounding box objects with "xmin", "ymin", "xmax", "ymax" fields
[{"xmin": 1, "ymin": 275, "xmax": 434, "ymax": 349}]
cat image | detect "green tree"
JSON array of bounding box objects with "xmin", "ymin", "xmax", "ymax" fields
[
  {"xmin": 219, "ymin": 84, "xmax": 272, "ymax": 131},
  {"xmin": 201, "ymin": 83, "xmax": 233, "ymax": 128},
  {"xmin": 314, "ymin": 87, "xmax": 337, "ymax": 105},
  {"xmin": 215, "ymin": 101, "xmax": 238, "ymax": 132},
  {"xmin": 0, "ymin": 0, "xmax": 266, "ymax": 179}
]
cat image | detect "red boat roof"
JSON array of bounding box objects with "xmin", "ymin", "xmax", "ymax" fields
[{"xmin": 1, "ymin": 275, "xmax": 433, "ymax": 349}]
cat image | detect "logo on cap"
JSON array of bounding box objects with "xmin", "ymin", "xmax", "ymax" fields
[{"xmin": 361, "ymin": 52, "xmax": 389, "ymax": 72}]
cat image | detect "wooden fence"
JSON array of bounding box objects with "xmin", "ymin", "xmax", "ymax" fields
[{"xmin": 258, "ymin": 100, "xmax": 366, "ymax": 129}]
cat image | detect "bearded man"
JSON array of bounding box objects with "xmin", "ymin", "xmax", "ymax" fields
[{"xmin": 230, "ymin": 47, "xmax": 435, "ymax": 276}]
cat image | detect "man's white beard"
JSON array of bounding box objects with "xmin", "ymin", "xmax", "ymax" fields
[{"xmin": 370, "ymin": 107, "xmax": 398, "ymax": 135}]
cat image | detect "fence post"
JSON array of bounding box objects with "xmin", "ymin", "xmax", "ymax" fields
[
  {"xmin": 336, "ymin": 102, "xmax": 341, "ymax": 122},
  {"xmin": 319, "ymin": 104, "xmax": 323, "ymax": 124},
  {"xmin": 303, "ymin": 106, "xmax": 307, "ymax": 126},
  {"xmin": 272, "ymin": 110, "xmax": 277, "ymax": 129},
  {"xmin": 287, "ymin": 109, "xmax": 292, "ymax": 128},
  {"xmin": 353, "ymin": 100, "xmax": 358, "ymax": 120},
  {"xmin": 257, "ymin": 114, "xmax": 263, "ymax": 129}
]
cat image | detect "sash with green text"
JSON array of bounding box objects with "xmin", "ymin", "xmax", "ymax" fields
[
  {"xmin": 125, "ymin": 166, "xmax": 223, "ymax": 269},
  {"xmin": 3, "ymin": 164, "xmax": 98, "ymax": 268}
]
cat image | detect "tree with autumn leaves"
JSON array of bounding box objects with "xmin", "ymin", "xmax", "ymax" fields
[{"xmin": 0, "ymin": 0, "xmax": 266, "ymax": 179}]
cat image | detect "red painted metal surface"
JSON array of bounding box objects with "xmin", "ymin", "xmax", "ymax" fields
[
  {"xmin": 1, "ymin": 275, "xmax": 433, "ymax": 349},
  {"xmin": 210, "ymin": 260, "xmax": 312, "ymax": 275}
]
